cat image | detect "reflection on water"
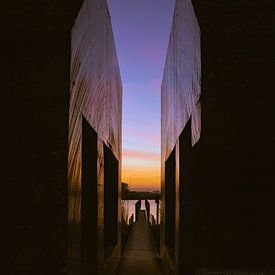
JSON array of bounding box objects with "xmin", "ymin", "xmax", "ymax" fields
[{"xmin": 122, "ymin": 200, "xmax": 158, "ymax": 224}]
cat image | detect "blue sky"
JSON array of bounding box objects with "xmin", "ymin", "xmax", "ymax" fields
[{"xmin": 107, "ymin": 0, "xmax": 175, "ymax": 190}]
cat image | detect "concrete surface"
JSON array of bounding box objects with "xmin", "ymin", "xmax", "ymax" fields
[{"xmin": 117, "ymin": 210, "xmax": 164, "ymax": 275}]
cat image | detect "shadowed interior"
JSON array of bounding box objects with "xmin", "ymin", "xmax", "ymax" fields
[
  {"xmin": 104, "ymin": 144, "xmax": 119, "ymax": 257},
  {"xmin": 165, "ymin": 148, "xmax": 176, "ymax": 260},
  {"xmin": 81, "ymin": 117, "xmax": 98, "ymax": 274}
]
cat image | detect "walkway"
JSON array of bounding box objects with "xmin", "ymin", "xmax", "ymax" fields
[{"xmin": 117, "ymin": 210, "xmax": 164, "ymax": 275}]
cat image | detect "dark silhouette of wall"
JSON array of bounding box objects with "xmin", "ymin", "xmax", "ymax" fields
[
  {"xmin": 179, "ymin": 119, "xmax": 193, "ymax": 275},
  {"xmin": 161, "ymin": 0, "xmax": 275, "ymax": 274},
  {"xmin": 104, "ymin": 144, "xmax": 119, "ymax": 258},
  {"xmin": 192, "ymin": 0, "xmax": 275, "ymax": 272},
  {"xmin": 165, "ymin": 149, "xmax": 176, "ymax": 260},
  {"xmin": 81, "ymin": 117, "xmax": 98, "ymax": 274},
  {"xmin": 1, "ymin": 0, "xmax": 122, "ymax": 274},
  {"xmin": 1, "ymin": 1, "xmax": 83, "ymax": 273}
]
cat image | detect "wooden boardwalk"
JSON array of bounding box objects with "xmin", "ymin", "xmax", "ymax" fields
[{"xmin": 117, "ymin": 210, "xmax": 164, "ymax": 275}]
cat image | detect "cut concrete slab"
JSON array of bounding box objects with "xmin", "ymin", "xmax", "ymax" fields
[{"xmin": 117, "ymin": 210, "xmax": 164, "ymax": 275}]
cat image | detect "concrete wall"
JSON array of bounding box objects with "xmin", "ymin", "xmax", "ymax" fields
[
  {"xmin": 161, "ymin": 0, "xmax": 274, "ymax": 274},
  {"xmin": 1, "ymin": 0, "xmax": 122, "ymax": 274},
  {"xmin": 192, "ymin": 0, "xmax": 274, "ymax": 272},
  {"xmin": 1, "ymin": 1, "xmax": 82, "ymax": 273},
  {"xmin": 161, "ymin": 0, "xmax": 201, "ymax": 273},
  {"xmin": 161, "ymin": 0, "xmax": 201, "ymax": 159},
  {"xmin": 68, "ymin": 0, "xmax": 122, "ymax": 274}
]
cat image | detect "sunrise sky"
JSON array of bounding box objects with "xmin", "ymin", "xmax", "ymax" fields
[{"xmin": 107, "ymin": 0, "xmax": 175, "ymax": 191}]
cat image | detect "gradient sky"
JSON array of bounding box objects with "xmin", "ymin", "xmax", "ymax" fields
[{"xmin": 107, "ymin": 0, "xmax": 175, "ymax": 191}]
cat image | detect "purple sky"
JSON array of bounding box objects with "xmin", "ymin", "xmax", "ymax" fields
[{"xmin": 107, "ymin": 0, "xmax": 175, "ymax": 190}]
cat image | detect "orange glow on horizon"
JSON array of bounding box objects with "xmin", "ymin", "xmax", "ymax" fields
[{"xmin": 122, "ymin": 149, "xmax": 160, "ymax": 191}]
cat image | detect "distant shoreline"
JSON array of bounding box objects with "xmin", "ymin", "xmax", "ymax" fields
[{"xmin": 122, "ymin": 190, "xmax": 160, "ymax": 200}]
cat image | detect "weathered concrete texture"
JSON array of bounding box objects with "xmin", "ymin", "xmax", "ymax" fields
[
  {"xmin": 161, "ymin": 0, "xmax": 201, "ymax": 158},
  {"xmin": 161, "ymin": 0, "xmax": 201, "ymax": 273},
  {"xmin": 69, "ymin": 0, "xmax": 122, "ymax": 274},
  {"xmin": 118, "ymin": 210, "xmax": 164, "ymax": 275},
  {"xmin": 161, "ymin": 0, "xmax": 275, "ymax": 274}
]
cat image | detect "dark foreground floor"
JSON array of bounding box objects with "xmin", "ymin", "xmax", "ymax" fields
[{"xmin": 117, "ymin": 210, "xmax": 164, "ymax": 275}]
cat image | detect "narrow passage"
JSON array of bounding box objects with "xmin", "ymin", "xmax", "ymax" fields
[{"xmin": 117, "ymin": 210, "xmax": 164, "ymax": 275}]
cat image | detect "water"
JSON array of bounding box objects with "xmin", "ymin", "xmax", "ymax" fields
[{"xmin": 122, "ymin": 200, "xmax": 158, "ymax": 224}]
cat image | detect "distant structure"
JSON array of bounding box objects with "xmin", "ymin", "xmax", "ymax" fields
[
  {"xmin": 161, "ymin": 0, "xmax": 274, "ymax": 274},
  {"xmin": 2, "ymin": 0, "xmax": 122, "ymax": 274},
  {"xmin": 123, "ymin": 190, "xmax": 160, "ymax": 200}
]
